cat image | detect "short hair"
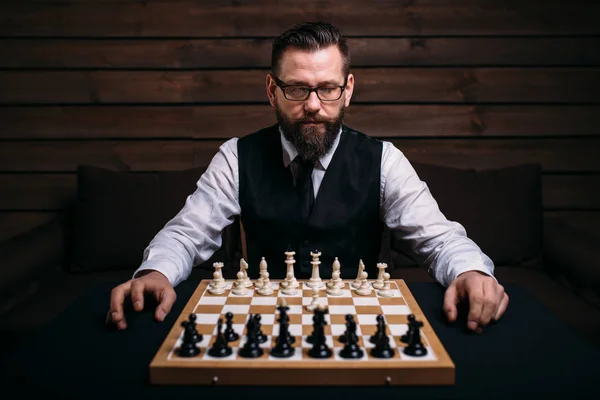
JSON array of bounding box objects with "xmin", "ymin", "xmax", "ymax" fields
[{"xmin": 271, "ymin": 22, "xmax": 351, "ymax": 79}]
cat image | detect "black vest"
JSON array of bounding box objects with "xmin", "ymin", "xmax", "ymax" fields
[{"xmin": 238, "ymin": 124, "xmax": 384, "ymax": 279}]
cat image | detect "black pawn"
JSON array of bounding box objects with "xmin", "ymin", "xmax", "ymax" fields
[
  {"xmin": 271, "ymin": 304, "xmax": 295, "ymax": 358},
  {"xmin": 338, "ymin": 314, "xmax": 355, "ymax": 343},
  {"xmin": 307, "ymin": 306, "xmax": 332, "ymax": 359},
  {"xmin": 370, "ymin": 318, "xmax": 394, "ymax": 359},
  {"xmin": 254, "ymin": 314, "xmax": 268, "ymax": 344},
  {"xmin": 223, "ymin": 312, "xmax": 239, "ymax": 342},
  {"xmin": 339, "ymin": 316, "xmax": 363, "ymax": 359},
  {"xmin": 177, "ymin": 318, "xmax": 200, "ymax": 357},
  {"xmin": 403, "ymin": 316, "xmax": 427, "ymax": 357},
  {"xmin": 401, "ymin": 314, "xmax": 417, "ymax": 343},
  {"xmin": 208, "ymin": 318, "xmax": 232, "ymax": 358},
  {"xmin": 370, "ymin": 314, "xmax": 386, "ymax": 344},
  {"xmin": 239, "ymin": 314, "xmax": 264, "ymax": 358}
]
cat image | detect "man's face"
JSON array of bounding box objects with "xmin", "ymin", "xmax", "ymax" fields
[{"xmin": 266, "ymin": 45, "xmax": 355, "ymax": 162}]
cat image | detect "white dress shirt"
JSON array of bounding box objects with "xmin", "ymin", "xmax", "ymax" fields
[{"xmin": 134, "ymin": 127, "xmax": 495, "ymax": 288}]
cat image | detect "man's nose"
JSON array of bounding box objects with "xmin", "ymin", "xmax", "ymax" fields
[{"xmin": 303, "ymin": 91, "xmax": 321, "ymax": 113}]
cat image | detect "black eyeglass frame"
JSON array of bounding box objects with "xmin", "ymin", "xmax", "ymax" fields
[{"xmin": 272, "ymin": 75, "xmax": 348, "ymax": 101}]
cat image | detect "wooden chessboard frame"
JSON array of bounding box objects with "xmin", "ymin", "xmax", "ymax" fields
[{"xmin": 149, "ymin": 279, "xmax": 455, "ymax": 386}]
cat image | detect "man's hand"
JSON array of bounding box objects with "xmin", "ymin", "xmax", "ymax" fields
[
  {"xmin": 443, "ymin": 270, "xmax": 509, "ymax": 333},
  {"xmin": 107, "ymin": 270, "xmax": 176, "ymax": 330}
]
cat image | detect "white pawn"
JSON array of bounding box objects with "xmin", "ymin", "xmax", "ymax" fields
[
  {"xmin": 208, "ymin": 269, "xmax": 225, "ymax": 295},
  {"xmin": 377, "ymin": 272, "xmax": 393, "ymax": 297},
  {"xmin": 305, "ymin": 286, "xmax": 320, "ymax": 311},
  {"xmin": 257, "ymin": 271, "xmax": 273, "ymax": 295},
  {"xmin": 281, "ymin": 272, "xmax": 298, "ymax": 296},
  {"xmin": 355, "ymin": 271, "xmax": 372, "ymax": 296},
  {"xmin": 326, "ymin": 270, "xmax": 343, "ymax": 296},
  {"xmin": 232, "ymin": 270, "xmax": 249, "ymax": 296}
]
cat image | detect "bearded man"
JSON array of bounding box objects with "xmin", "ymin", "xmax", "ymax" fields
[{"xmin": 108, "ymin": 22, "xmax": 508, "ymax": 336}]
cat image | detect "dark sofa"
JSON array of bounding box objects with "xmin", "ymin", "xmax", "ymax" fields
[{"xmin": 1, "ymin": 161, "xmax": 599, "ymax": 355}]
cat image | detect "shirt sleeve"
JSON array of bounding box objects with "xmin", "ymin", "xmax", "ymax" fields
[
  {"xmin": 133, "ymin": 138, "xmax": 241, "ymax": 287},
  {"xmin": 379, "ymin": 141, "xmax": 496, "ymax": 287}
]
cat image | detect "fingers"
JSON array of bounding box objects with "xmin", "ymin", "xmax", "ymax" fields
[
  {"xmin": 478, "ymin": 279, "xmax": 498, "ymax": 327},
  {"xmin": 494, "ymin": 292, "xmax": 510, "ymax": 321},
  {"xmin": 130, "ymin": 279, "xmax": 146, "ymax": 312},
  {"xmin": 443, "ymin": 283, "xmax": 459, "ymax": 323},
  {"xmin": 155, "ymin": 287, "xmax": 177, "ymax": 322},
  {"xmin": 465, "ymin": 278, "xmax": 507, "ymax": 333},
  {"xmin": 109, "ymin": 282, "xmax": 131, "ymax": 330},
  {"xmin": 467, "ymin": 289, "xmax": 484, "ymax": 332}
]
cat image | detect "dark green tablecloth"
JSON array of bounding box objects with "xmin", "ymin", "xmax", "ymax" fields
[{"xmin": 1, "ymin": 280, "xmax": 599, "ymax": 399}]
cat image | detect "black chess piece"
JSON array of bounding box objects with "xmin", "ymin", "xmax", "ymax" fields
[
  {"xmin": 239, "ymin": 314, "xmax": 264, "ymax": 358},
  {"xmin": 401, "ymin": 314, "xmax": 417, "ymax": 344},
  {"xmin": 370, "ymin": 314, "xmax": 386, "ymax": 344},
  {"xmin": 306, "ymin": 306, "xmax": 326, "ymax": 344},
  {"xmin": 307, "ymin": 305, "xmax": 332, "ymax": 359},
  {"xmin": 207, "ymin": 318, "xmax": 232, "ymax": 358},
  {"xmin": 253, "ymin": 314, "xmax": 268, "ymax": 344},
  {"xmin": 270, "ymin": 302, "xmax": 295, "ymax": 358},
  {"xmin": 338, "ymin": 314, "xmax": 355, "ymax": 343},
  {"xmin": 176, "ymin": 317, "xmax": 201, "ymax": 357},
  {"xmin": 223, "ymin": 312, "xmax": 239, "ymax": 342},
  {"xmin": 339, "ymin": 316, "xmax": 363, "ymax": 359},
  {"xmin": 370, "ymin": 318, "xmax": 394, "ymax": 359},
  {"xmin": 403, "ymin": 316, "xmax": 427, "ymax": 357}
]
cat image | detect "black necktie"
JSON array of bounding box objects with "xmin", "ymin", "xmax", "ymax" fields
[{"xmin": 294, "ymin": 157, "xmax": 315, "ymax": 221}]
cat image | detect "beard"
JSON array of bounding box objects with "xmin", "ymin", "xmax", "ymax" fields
[{"xmin": 275, "ymin": 102, "xmax": 345, "ymax": 163}]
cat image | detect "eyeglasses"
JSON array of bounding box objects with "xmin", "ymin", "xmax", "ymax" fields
[{"xmin": 273, "ymin": 76, "xmax": 347, "ymax": 101}]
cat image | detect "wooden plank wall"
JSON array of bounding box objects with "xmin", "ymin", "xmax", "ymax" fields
[{"xmin": 1, "ymin": 0, "xmax": 600, "ymax": 242}]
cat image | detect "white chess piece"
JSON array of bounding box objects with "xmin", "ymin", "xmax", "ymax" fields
[
  {"xmin": 305, "ymin": 285, "xmax": 320, "ymax": 311},
  {"xmin": 208, "ymin": 269, "xmax": 225, "ymax": 295},
  {"xmin": 257, "ymin": 271, "xmax": 274, "ymax": 295},
  {"xmin": 232, "ymin": 270, "xmax": 249, "ymax": 295},
  {"xmin": 326, "ymin": 270, "xmax": 343, "ymax": 296},
  {"xmin": 240, "ymin": 258, "xmax": 253, "ymax": 288},
  {"xmin": 306, "ymin": 250, "xmax": 325, "ymax": 288},
  {"xmin": 255, "ymin": 257, "xmax": 268, "ymax": 289},
  {"xmin": 351, "ymin": 259, "xmax": 365, "ymax": 289},
  {"xmin": 355, "ymin": 271, "xmax": 372, "ymax": 296},
  {"xmin": 327, "ymin": 257, "xmax": 344, "ymax": 289},
  {"xmin": 377, "ymin": 272, "xmax": 393, "ymax": 297},
  {"xmin": 284, "ymin": 248, "xmax": 299, "ymax": 288},
  {"xmin": 281, "ymin": 272, "xmax": 298, "ymax": 295},
  {"xmin": 373, "ymin": 263, "xmax": 387, "ymax": 290}
]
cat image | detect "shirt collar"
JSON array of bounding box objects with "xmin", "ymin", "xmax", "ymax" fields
[{"xmin": 279, "ymin": 125, "xmax": 342, "ymax": 170}]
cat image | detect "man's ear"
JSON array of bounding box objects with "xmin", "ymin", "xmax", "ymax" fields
[
  {"xmin": 344, "ymin": 73, "xmax": 355, "ymax": 107},
  {"xmin": 266, "ymin": 74, "xmax": 277, "ymax": 107}
]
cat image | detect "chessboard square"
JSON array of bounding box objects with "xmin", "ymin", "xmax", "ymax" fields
[
  {"xmin": 330, "ymin": 324, "xmax": 347, "ymax": 336},
  {"xmin": 377, "ymin": 296, "xmax": 406, "ymax": 306},
  {"xmin": 196, "ymin": 324, "xmax": 217, "ymax": 335},
  {"xmin": 194, "ymin": 313, "xmax": 221, "ymax": 325},
  {"xmin": 385, "ymin": 315, "xmax": 409, "ymax": 325},
  {"xmin": 302, "ymin": 314, "xmax": 331, "ymax": 325},
  {"xmin": 389, "ymin": 324, "xmax": 409, "ymax": 337},
  {"xmin": 221, "ymin": 304, "xmax": 251, "ymax": 315},
  {"xmin": 268, "ymin": 347, "xmax": 304, "ymax": 361},
  {"xmin": 331, "ymin": 289, "xmax": 352, "ymax": 298},
  {"xmin": 193, "ymin": 305, "xmax": 224, "ymax": 314},
  {"xmin": 355, "ymin": 305, "xmax": 383, "ymax": 315},
  {"xmin": 280, "ymin": 297, "xmax": 303, "ymax": 306},
  {"xmin": 381, "ymin": 305, "xmax": 411, "ymax": 315},
  {"xmin": 352, "ymin": 297, "xmax": 381, "ymax": 306},
  {"xmin": 327, "ymin": 297, "xmax": 354, "ymax": 306},
  {"xmin": 197, "ymin": 296, "xmax": 228, "ymax": 305},
  {"xmin": 287, "ymin": 305, "xmax": 304, "ymax": 315},
  {"xmin": 288, "ymin": 314, "xmax": 303, "ymax": 324},
  {"xmin": 329, "ymin": 315, "xmax": 347, "ymax": 325},
  {"xmin": 249, "ymin": 305, "xmax": 276, "ymax": 315},
  {"xmin": 399, "ymin": 346, "xmax": 437, "ymax": 361},
  {"xmin": 301, "ymin": 297, "xmax": 328, "ymax": 307},
  {"xmin": 360, "ymin": 325, "xmax": 378, "ymax": 337},
  {"xmin": 258, "ymin": 314, "xmax": 275, "ymax": 325},
  {"xmin": 250, "ymin": 296, "xmax": 278, "ymax": 305},
  {"xmin": 327, "ymin": 305, "xmax": 357, "ymax": 315},
  {"xmin": 356, "ymin": 314, "xmax": 380, "ymax": 325},
  {"xmin": 225, "ymin": 296, "xmax": 253, "ymax": 304}
]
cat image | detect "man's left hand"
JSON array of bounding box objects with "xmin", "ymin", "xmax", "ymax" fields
[{"xmin": 443, "ymin": 271, "xmax": 509, "ymax": 333}]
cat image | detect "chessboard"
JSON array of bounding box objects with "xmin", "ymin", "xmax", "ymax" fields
[{"xmin": 149, "ymin": 276, "xmax": 455, "ymax": 386}]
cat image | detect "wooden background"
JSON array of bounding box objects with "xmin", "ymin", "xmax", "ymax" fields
[{"xmin": 1, "ymin": 0, "xmax": 599, "ymax": 242}]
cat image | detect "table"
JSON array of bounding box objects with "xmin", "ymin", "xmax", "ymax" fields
[{"xmin": 1, "ymin": 280, "xmax": 599, "ymax": 399}]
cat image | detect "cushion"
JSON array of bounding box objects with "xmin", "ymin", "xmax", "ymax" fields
[
  {"xmin": 69, "ymin": 165, "xmax": 240, "ymax": 273},
  {"xmin": 389, "ymin": 162, "xmax": 544, "ymax": 270}
]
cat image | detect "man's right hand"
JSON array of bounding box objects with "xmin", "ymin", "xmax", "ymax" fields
[{"xmin": 107, "ymin": 270, "xmax": 177, "ymax": 330}]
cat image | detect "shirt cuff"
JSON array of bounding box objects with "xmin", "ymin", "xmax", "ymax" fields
[
  {"xmin": 133, "ymin": 259, "xmax": 181, "ymax": 287},
  {"xmin": 444, "ymin": 253, "xmax": 497, "ymax": 286}
]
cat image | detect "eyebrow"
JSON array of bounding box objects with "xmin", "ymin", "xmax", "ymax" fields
[{"xmin": 284, "ymin": 79, "xmax": 343, "ymax": 86}]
